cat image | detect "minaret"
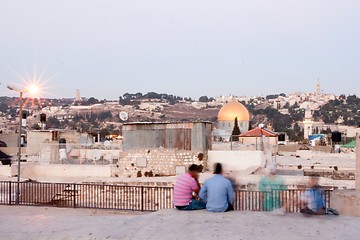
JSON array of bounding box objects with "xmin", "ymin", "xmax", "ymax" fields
[
  {"xmin": 316, "ymin": 79, "xmax": 321, "ymax": 95},
  {"xmin": 303, "ymin": 103, "xmax": 313, "ymax": 140},
  {"xmin": 75, "ymin": 89, "xmax": 81, "ymax": 102}
]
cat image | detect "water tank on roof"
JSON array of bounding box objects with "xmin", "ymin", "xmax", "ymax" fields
[
  {"xmin": 331, "ymin": 131, "xmax": 342, "ymax": 143},
  {"xmin": 40, "ymin": 113, "xmax": 46, "ymax": 123},
  {"xmin": 278, "ymin": 134, "xmax": 286, "ymax": 142}
]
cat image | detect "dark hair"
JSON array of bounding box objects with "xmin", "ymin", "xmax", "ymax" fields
[
  {"xmin": 309, "ymin": 174, "xmax": 320, "ymax": 178},
  {"xmin": 188, "ymin": 164, "xmax": 199, "ymax": 172},
  {"xmin": 213, "ymin": 163, "xmax": 223, "ymax": 174}
]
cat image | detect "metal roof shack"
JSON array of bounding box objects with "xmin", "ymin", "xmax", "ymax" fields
[{"xmin": 122, "ymin": 121, "xmax": 212, "ymax": 152}]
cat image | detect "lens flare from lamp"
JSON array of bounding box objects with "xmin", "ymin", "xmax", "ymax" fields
[{"xmin": 28, "ymin": 84, "xmax": 40, "ymax": 97}]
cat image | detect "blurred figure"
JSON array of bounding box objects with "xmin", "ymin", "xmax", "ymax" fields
[
  {"xmin": 173, "ymin": 164, "xmax": 206, "ymax": 210},
  {"xmin": 199, "ymin": 163, "xmax": 234, "ymax": 212},
  {"xmin": 259, "ymin": 163, "xmax": 287, "ymax": 214},
  {"xmin": 300, "ymin": 175, "xmax": 328, "ymax": 215}
]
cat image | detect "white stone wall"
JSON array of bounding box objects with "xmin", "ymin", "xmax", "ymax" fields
[
  {"xmin": 207, "ymin": 150, "xmax": 265, "ymax": 172},
  {"xmin": 37, "ymin": 143, "xmax": 120, "ymax": 164},
  {"xmin": 115, "ymin": 149, "xmax": 205, "ymax": 178},
  {"xmin": 15, "ymin": 163, "xmax": 112, "ymax": 179},
  {"xmin": 0, "ymin": 165, "xmax": 11, "ymax": 177}
]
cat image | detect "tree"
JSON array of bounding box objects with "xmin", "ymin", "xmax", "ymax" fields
[
  {"xmin": 287, "ymin": 122, "xmax": 304, "ymax": 142},
  {"xmin": 231, "ymin": 117, "xmax": 241, "ymax": 141},
  {"xmin": 87, "ymin": 97, "xmax": 99, "ymax": 105},
  {"xmin": 266, "ymin": 94, "xmax": 279, "ymax": 100},
  {"xmin": 248, "ymin": 121, "xmax": 253, "ymax": 130},
  {"xmin": 98, "ymin": 111, "xmax": 112, "ymax": 121},
  {"xmin": 46, "ymin": 117, "xmax": 61, "ymax": 128},
  {"xmin": 0, "ymin": 102, "xmax": 8, "ymax": 113},
  {"xmin": 198, "ymin": 96, "xmax": 209, "ymax": 102},
  {"xmin": 99, "ymin": 128, "xmax": 110, "ymax": 140}
]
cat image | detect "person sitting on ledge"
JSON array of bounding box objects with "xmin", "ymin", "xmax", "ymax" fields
[
  {"xmin": 300, "ymin": 174, "xmax": 333, "ymax": 215},
  {"xmin": 199, "ymin": 163, "xmax": 234, "ymax": 212},
  {"xmin": 173, "ymin": 164, "xmax": 206, "ymax": 210}
]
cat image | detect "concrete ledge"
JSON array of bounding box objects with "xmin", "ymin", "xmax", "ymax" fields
[
  {"xmin": 13, "ymin": 163, "xmax": 112, "ymax": 179},
  {"xmin": 208, "ymin": 150, "xmax": 264, "ymax": 171},
  {"xmin": 0, "ymin": 165, "xmax": 12, "ymax": 177},
  {"xmin": 331, "ymin": 190, "xmax": 360, "ymax": 216}
]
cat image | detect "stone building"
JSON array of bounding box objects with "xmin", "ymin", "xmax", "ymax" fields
[
  {"xmin": 239, "ymin": 127, "xmax": 278, "ymax": 150},
  {"xmin": 116, "ymin": 122, "xmax": 212, "ymax": 177}
]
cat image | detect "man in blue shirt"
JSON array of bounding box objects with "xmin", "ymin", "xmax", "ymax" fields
[
  {"xmin": 300, "ymin": 174, "xmax": 326, "ymax": 215},
  {"xmin": 199, "ymin": 163, "xmax": 234, "ymax": 212}
]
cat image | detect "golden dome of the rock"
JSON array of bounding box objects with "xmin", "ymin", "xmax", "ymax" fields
[{"xmin": 218, "ymin": 101, "xmax": 250, "ymax": 121}]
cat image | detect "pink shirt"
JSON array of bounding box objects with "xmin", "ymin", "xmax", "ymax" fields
[{"xmin": 173, "ymin": 173, "xmax": 199, "ymax": 206}]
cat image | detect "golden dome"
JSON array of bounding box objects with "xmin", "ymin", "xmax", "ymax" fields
[{"xmin": 218, "ymin": 101, "xmax": 250, "ymax": 121}]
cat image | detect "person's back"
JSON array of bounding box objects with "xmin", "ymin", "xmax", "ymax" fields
[
  {"xmin": 300, "ymin": 175, "xmax": 326, "ymax": 215},
  {"xmin": 303, "ymin": 186, "xmax": 325, "ymax": 211},
  {"xmin": 199, "ymin": 163, "xmax": 234, "ymax": 212}
]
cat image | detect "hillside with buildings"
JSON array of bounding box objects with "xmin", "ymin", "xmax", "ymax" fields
[{"xmin": 1, "ymin": 90, "xmax": 360, "ymax": 142}]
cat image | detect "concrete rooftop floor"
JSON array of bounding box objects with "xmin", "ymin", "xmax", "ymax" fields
[{"xmin": 0, "ymin": 205, "xmax": 358, "ymax": 240}]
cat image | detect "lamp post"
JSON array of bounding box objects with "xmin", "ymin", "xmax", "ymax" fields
[{"xmin": 7, "ymin": 85, "xmax": 25, "ymax": 204}]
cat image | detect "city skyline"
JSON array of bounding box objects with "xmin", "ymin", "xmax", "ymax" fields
[{"xmin": 0, "ymin": 1, "xmax": 359, "ymax": 99}]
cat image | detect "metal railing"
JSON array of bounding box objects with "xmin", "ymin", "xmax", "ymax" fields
[
  {"xmin": 0, "ymin": 181, "xmax": 332, "ymax": 212},
  {"xmin": 234, "ymin": 189, "xmax": 331, "ymax": 212}
]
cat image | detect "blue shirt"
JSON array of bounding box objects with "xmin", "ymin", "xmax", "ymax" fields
[
  {"xmin": 302, "ymin": 187, "xmax": 325, "ymax": 211},
  {"xmin": 199, "ymin": 174, "xmax": 234, "ymax": 212}
]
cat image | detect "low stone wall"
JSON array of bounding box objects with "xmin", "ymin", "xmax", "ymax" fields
[
  {"xmin": 331, "ymin": 190, "xmax": 360, "ymax": 216},
  {"xmin": 0, "ymin": 147, "xmax": 26, "ymax": 156},
  {"xmin": 115, "ymin": 149, "xmax": 205, "ymax": 178},
  {"xmin": 0, "ymin": 165, "xmax": 11, "ymax": 177},
  {"xmin": 295, "ymin": 150, "xmax": 341, "ymax": 159},
  {"xmin": 14, "ymin": 163, "xmax": 112, "ymax": 179},
  {"xmin": 279, "ymin": 145, "xmax": 332, "ymax": 153},
  {"xmin": 208, "ymin": 150, "xmax": 265, "ymax": 172},
  {"xmin": 37, "ymin": 144, "xmax": 120, "ymax": 164}
]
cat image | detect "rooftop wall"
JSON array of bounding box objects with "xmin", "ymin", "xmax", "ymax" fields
[{"xmin": 122, "ymin": 122, "xmax": 212, "ymax": 152}]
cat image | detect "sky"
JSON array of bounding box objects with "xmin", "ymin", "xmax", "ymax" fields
[{"xmin": 0, "ymin": 0, "xmax": 359, "ymax": 100}]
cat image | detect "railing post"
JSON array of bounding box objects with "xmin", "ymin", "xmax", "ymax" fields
[
  {"xmin": 8, "ymin": 181, "xmax": 12, "ymax": 205},
  {"xmin": 141, "ymin": 186, "xmax": 144, "ymax": 212},
  {"xmin": 73, "ymin": 183, "xmax": 76, "ymax": 208}
]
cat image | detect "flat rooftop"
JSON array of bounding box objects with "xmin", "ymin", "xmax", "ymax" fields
[{"xmin": 0, "ymin": 205, "xmax": 358, "ymax": 240}]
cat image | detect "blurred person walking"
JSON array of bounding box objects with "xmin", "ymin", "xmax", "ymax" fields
[{"xmin": 259, "ymin": 163, "xmax": 287, "ymax": 214}]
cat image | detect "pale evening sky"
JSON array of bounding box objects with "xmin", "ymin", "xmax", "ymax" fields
[{"xmin": 0, "ymin": 0, "xmax": 359, "ymax": 100}]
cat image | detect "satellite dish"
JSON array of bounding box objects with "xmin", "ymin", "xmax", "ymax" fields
[{"xmin": 119, "ymin": 111, "xmax": 129, "ymax": 121}]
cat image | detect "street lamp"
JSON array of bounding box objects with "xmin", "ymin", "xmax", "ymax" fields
[{"xmin": 7, "ymin": 84, "xmax": 39, "ymax": 204}]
